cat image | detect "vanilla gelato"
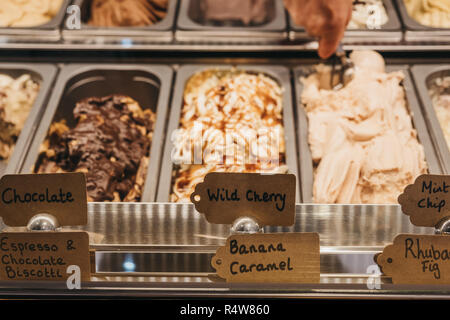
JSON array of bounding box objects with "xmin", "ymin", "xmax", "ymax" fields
[
  {"xmin": 429, "ymin": 76, "xmax": 450, "ymax": 150},
  {"xmin": 0, "ymin": 0, "xmax": 63, "ymax": 27},
  {"xmin": 404, "ymin": 0, "xmax": 450, "ymax": 28},
  {"xmin": 301, "ymin": 50, "xmax": 428, "ymax": 204},
  {"xmin": 171, "ymin": 69, "xmax": 288, "ymax": 202}
]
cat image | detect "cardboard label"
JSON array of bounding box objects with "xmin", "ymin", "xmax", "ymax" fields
[
  {"xmin": 0, "ymin": 173, "xmax": 87, "ymax": 227},
  {"xmin": 191, "ymin": 173, "xmax": 296, "ymax": 226},
  {"xmin": 376, "ymin": 234, "xmax": 450, "ymax": 284},
  {"xmin": 0, "ymin": 231, "xmax": 90, "ymax": 281},
  {"xmin": 211, "ymin": 233, "xmax": 320, "ymax": 283},
  {"xmin": 398, "ymin": 174, "xmax": 449, "ymax": 227}
]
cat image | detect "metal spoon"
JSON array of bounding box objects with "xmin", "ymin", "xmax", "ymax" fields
[{"xmin": 330, "ymin": 44, "xmax": 355, "ymax": 90}]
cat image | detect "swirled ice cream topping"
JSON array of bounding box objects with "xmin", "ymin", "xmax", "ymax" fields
[{"xmin": 171, "ymin": 69, "xmax": 288, "ymax": 202}]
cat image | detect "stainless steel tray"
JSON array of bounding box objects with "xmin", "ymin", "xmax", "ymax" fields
[
  {"xmin": 157, "ymin": 64, "xmax": 300, "ymax": 202},
  {"xmin": 0, "ymin": 0, "xmax": 70, "ymax": 42},
  {"xmin": 411, "ymin": 64, "xmax": 450, "ymax": 173},
  {"xmin": 20, "ymin": 64, "xmax": 173, "ymax": 202},
  {"xmin": 289, "ymin": 0, "xmax": 402, "ymax": 43},
  {"xmin": 62, "ymin": 0, "xmax": 178, "ymax": 43},
  {"xmin": 396, "ymin": 0, "xmax": 450, "ymax": 42},
  {"xmin": 0, "ymin": 63, "xmax": 57, "ymax": 176},
  {"xmin": 294, "ymin": 64, "xmax": 443, "ymax": 203},
  {"xmin": 175, "ymin": 0, "xmax": 287, "ymax": 43}
]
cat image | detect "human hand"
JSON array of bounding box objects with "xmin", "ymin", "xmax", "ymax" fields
[{"xmin": 284, "ymin": 0, "xmax": 353, "ymax": 59}]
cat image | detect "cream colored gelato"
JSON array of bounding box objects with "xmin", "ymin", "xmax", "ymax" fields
[
  {"xmin": 301, "ymin": 50, "xmax": 428, "ymax": 204},
  {"xmin": 171, "ymin": 69, "xmax": 287, "ymax": 202},
  {"xmin": 0, "ymin": 0, "xmax": 63, "ymax": 27},
  {"xmin": 404, "ymin": 0, "xmax": 450, "ymax": 28},
  {"xmin": 0, "ymin": 74, "xmax": 40, "ymax": 160},
  {"xmin": 348, "ymin": 0, "xmax": 389, "ymax": 29},
  {"xmin": 429, "ymin": 76, "xmax": 450, "ymax": 150}
]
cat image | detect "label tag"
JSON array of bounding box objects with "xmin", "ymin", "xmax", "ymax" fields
[
  {"xmin": 376, "ymin": 234, "xmax": 450, "ymax": 284},
  {"xmin": 211, "ymin": 233, "xmax": 320, "ymax": 283},
  {"xmin": 397, "ymin": 174, "xmax": 449, "ymax": 227},
  {"xmin": 0, "ymin": 173, "xmax": 87, "ymax": 227},
  {"xmin": 191, "ymin": 173, "xmax": 296, "ymax": 226},
  {"xmin": 0, "ymin": 231, "xmax": 90, "ymax": 281}
]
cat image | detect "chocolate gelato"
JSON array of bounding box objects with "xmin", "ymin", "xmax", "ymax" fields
[
  {"xmin": 88, "ymin": 0, "xmax": 168, "ymax": 27},
  {"xmin": 0, "ymin": 74, "xmax": 40, "ymax": 160},
  {"xmin": 34, "ymin": 95, "xmax": 156, "ymax": 202},
  {"xmin": 200, "ymin": 0, "xmax": 270, "ymax": 26},
  {"xmin": 0, "ymin": 0, "xmax": 63, "ymax": 27}
]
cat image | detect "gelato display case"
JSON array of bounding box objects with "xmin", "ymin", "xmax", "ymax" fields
[{"xmin": 0, "ymin": 0, "xmax": 449, "ymax": 303}]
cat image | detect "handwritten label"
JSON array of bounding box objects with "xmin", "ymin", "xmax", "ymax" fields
[
  {"xmin": 0, "ymin": 173, "xmax": 87, "ymax": 227},
  {"xmin": 376, "ymin": 234, "xmax": 450, "ymax": 284},
  {"xmin": 211, "ymin": 233, "xmax": 320, "ymax": 283},
  {"xmin": 191, "ymin": 173, "xmax": 296, "ymax": 226},
  {"xmin": 398, "ymin": 174, "xmax": 449, "ymax": 227},
  {"xmin": 0, "ymin": 232, "xmax": 90, "ymax": 281}
]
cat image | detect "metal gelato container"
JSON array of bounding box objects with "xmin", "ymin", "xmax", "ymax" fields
[
  {"xmin": 175, "ymin": 0, "xmax": 287, "ymax": 43},
  {"xmin": 289, "ymin": 0, "xmax": 402, "ymax": 43},
  {"xmin": 294, "ymin": 64, "xmax": 443, "ymax": 203},
  {"xmin": 21, "ymin": 64, "xmax": 173, "ymax": 202},
  {"xmin": 157, "ymin": 64, "xmax": 300, "ymax": 202},
  {"xmin": 0, "ymin": 0, "xmax": 70, "ymax": 42},
  {"xmin": 411, "ymin": 64, "xmax": 450, "ymax": 173},
  {"xmin": 63, "ymin": 0, "xmax": 178, "ymax": 43},
  {"xmin": 0, "ymin": 63, "xmax": 57, "ymax": 175}
]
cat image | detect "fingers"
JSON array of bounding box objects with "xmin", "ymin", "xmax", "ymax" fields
[
  {"xmin": 287, "ymin": 0, "xmax": 353, "ymax": 59},
  {"xmin": 316, "ymin": 1, "xmax": 352, "ymax": 58},
  {"xmin": 284, "ymin": 0, "xmax": 307, "ymax": 26},
  {"xmin": 318, "ymin": 27, "xmax": 345, "ymax": 59}
]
